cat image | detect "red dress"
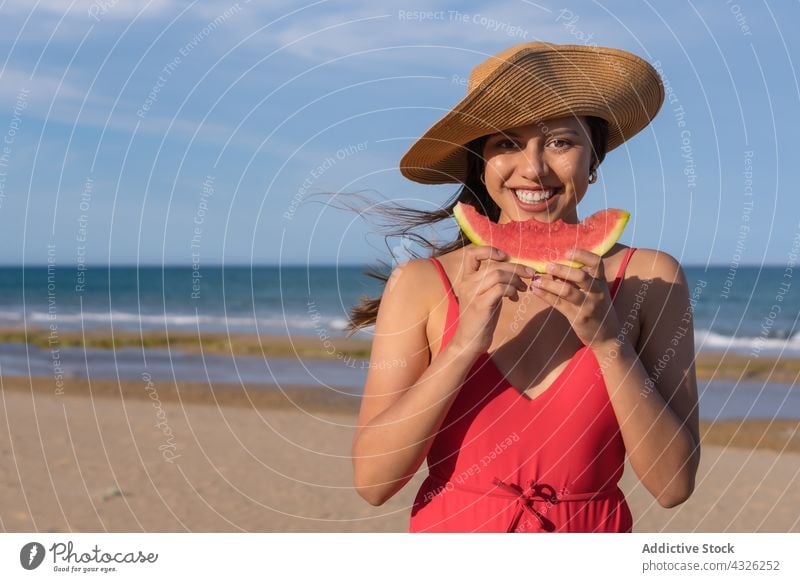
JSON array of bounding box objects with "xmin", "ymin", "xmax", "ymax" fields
[{"xmin": 409, "ymin": 247, "xmax": 637, "ymax": 533}]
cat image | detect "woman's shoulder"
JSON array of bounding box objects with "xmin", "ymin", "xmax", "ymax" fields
[
  {"xmin": 430, "ymin": 246, "xmax": 467, "ymax": 271},
  {"xmin": 623, "ymin": 246, "xmax": 685, "ymax": 282},
  {"xmin": 384, "ymin": 255, "xmax": 444, "ymax": 314},
  {"xmin": 617, "ymin": 246, "xmax": 689, "ymax": 331}
]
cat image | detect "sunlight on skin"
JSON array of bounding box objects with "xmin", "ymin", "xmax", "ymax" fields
[{"xmin": 481, "ymin": 116, "xmax": 595, "ymax": 225}]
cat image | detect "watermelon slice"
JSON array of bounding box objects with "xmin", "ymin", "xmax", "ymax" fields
[{"xmin": 453, "ymin": 202, "xmax": 630, "ymax": 273}]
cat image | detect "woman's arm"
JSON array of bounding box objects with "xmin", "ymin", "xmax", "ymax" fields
[
  {"xmin": 593, "ymin": 250, "xmax": 701, "ymax": 508},
  {"xmin": 351, "ymin": 259, "xmax": 478, "ymax": 506}
]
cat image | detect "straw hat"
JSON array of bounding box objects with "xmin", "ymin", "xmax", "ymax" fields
[{"xmin": 399, "ymin": 41, "xmax": 664, "ymax": 184}]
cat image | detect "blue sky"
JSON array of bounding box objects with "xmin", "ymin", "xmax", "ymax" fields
[{"xmin": 0, "ymin": 0, "xmax": 797, "ymax": 267}]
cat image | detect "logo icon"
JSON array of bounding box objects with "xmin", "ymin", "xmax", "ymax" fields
[{"xmin": 20, "ymin": 542, "xmax": 46, "ymax": 570}]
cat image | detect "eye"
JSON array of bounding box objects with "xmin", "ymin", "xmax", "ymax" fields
[
  {"xmin": 493, "ymin": 138, "xmax": 520, "ymax": 150},
  {"xmin": 548, "ymin": 139, "xmax": 572, "ymax": 150}
]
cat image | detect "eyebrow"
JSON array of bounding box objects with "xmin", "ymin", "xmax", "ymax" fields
[{"xmin": 500, "ymin": 129, "xmax": 581, "ymax": 138}]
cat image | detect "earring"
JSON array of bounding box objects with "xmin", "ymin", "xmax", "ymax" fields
[
  {"xmin": 588, "ymin": 168, "xmax": 598, "ymax": 184},
  {"xmin": 480, "ymin": 171, "xmax": 486, "ymax": 186}
]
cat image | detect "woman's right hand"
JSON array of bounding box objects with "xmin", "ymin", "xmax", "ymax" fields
[{"xmin": 449, "ymin": 245, "xmax": 536, "ymax": 358}]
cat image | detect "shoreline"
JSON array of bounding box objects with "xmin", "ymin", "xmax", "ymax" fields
[
  {"xmin": 0, "ymin": 326, "xmax": 372, "ymax": 360},
  {"xmin": 3, "ymin": 325, "xmax": 799, "ymax": 383}
]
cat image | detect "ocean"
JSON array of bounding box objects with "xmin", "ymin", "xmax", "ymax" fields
[
  {"xmin": 0, "ymin": 264, "xmax": 796, "ymax": 420},
  {"xmin": 0, "ymin": 264, "xmax": 796, "ymax": 356}
]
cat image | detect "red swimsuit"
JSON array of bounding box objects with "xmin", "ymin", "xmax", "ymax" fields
[{"xmin": 408, "ymin": 247, "xmax": 637, "ymax": 533}]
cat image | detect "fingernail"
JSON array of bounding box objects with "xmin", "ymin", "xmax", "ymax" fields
[{"xmin": 525, "ymin": 267, "xmax": 535, "ymax": 276}]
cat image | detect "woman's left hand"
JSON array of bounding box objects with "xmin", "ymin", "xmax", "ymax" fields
[{"xmin": 530, "ymin": 248, "xmax": 621, "ymax": 350}]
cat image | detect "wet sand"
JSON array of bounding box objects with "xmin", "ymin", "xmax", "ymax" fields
[
  {"xmin": 3, "ymin": 326, "xmax": 799, "ymax": 383},
  {"xmin": 1, "ymin": 375, "xmax": 798, "ymax": 532}
]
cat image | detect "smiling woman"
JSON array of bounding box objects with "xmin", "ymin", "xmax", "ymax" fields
[
  {"xmin": 347, "ymin": 41, "xmax": 700, "ymax": 533},
  {"xmin": 481, "ymin": 116, "xmax": 607, "ymax": 223}
]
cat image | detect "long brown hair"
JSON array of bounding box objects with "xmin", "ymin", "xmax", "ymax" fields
[{"xmin": 343, "ymin": 116, "xmax": 609, "ymax": 337}]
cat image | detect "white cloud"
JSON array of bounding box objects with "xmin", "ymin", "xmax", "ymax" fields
[
  {"xmin": 0, "ymin": 65, "xmax": 257, "ymax": 148},
  {"xmin": 0, "ymin": 66, "xmax": 92, "ymax": 104}
]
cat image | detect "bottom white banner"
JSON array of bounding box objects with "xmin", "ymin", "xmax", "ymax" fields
[{"xmin": 1, "ymin": 533, "xmax": 798, "ymax": 580}]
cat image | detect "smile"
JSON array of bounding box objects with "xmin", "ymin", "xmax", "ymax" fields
[{"xmin": 513, "ymin": 188, "xmax": 557, "ymax": 203}]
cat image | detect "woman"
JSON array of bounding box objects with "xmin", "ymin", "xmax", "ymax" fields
[{"xmin": 348, "ymin": 42, "xmax": 700, "ymax": 533}]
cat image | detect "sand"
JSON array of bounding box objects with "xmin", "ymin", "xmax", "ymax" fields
[{"xmin": 1, "ymin": 375, "xmax": 798, "ymax": 533}]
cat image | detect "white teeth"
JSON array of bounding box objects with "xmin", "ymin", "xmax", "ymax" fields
[{"xmin": 514, "ymin": 188, "xmax": 554, "ymax": 203}]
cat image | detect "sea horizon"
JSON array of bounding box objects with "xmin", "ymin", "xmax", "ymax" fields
[{"xmin": 0, "ymin": 264, "xmax": 795, "ymax": 358}]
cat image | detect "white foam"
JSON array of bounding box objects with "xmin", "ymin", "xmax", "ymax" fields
[
  {"xmin": 11, "ymin": 309, "xmax": 357, "ymax": 336},
  {"xmin": 695, "ymin": 328, "xmax": 800, "ymax": 355}
]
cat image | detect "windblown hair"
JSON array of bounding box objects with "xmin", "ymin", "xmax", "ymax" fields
[{"xmin": 343, "ymin": 116, "xmax": 609, "ymax": 337}]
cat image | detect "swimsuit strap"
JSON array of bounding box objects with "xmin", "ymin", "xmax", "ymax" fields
[
  {"xmin": 609, "ymin": 247, "xmax": 637, "ymax": 299},
  {"xmin": 429, "ymin": 257, "xmax": 459, "ymax": 352}
]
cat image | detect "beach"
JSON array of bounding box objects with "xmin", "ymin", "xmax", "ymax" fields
[
  {"xmin": 1, "ymin": 331, "xmax": 799, "ymax": 532},
  {"xmin": 5, "ymin": 327, "xmax": 800, "ymax": 382}
]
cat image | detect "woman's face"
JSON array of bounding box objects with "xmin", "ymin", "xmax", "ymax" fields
[{"xmin": 481, "ymin": 116, "xmax": 595, "ymax": 224}]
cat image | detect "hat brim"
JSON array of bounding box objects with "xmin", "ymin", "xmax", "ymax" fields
[{"xmin": 399, "ymin": 44, "xmax": 664, "ymax": 185}]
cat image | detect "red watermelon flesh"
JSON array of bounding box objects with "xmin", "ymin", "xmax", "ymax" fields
[{"xmin": 452, "ymin": 202, "xmax": 630, "ymax": 273}]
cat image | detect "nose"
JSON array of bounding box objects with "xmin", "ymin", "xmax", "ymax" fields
[{"xmin": 519, "ymin": 142, "xmax": 550, "ymax": 180}]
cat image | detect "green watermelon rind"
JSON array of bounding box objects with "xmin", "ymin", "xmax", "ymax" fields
[{"xmin": 453, "ymin": 202, "xmax": 630, "ymax": 273}]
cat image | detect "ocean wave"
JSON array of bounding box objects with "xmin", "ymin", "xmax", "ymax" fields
[
  {"xmin": 696, "ymin": 328, "xmax": 800, "ymax": 355},
  {"xmin": 0, "ymin": 308, "xmax": 359, "ymax": 335},
  {"xmin": 5, "ymin": 308, "xmax": 795, "ymax": 351}
]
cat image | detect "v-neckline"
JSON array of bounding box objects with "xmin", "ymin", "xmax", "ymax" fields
[{"xmin": 484, "ymin": 346, "xmax": 588, "ymax": 404}]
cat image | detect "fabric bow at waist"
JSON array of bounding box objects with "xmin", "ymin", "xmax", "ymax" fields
[{"xmin": 426, "ymin": 471, "xmax": 620, "ymax": 533}]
